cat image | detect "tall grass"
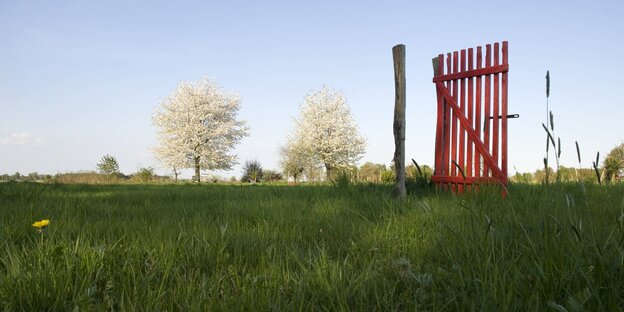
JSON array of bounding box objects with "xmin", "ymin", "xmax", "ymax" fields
[
  {"xmin": 543, "ymin": 70, "xmax": 564, "ymax": 184},
  {"xmin": 1, "ymin": 182, "xmax": 624, "ymax": 310}
]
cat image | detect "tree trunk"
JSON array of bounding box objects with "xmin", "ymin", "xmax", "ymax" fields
[
  {"xmin": 325, "ymin": 163, "xmax": 332, "ymax": 181},
  {"xmin": 194, "ymin": 157, "xmax": 201, "ymax": 183},
  {"xmin": 173, "ymin": 166, "xmax": 179, "ymax": 183}
]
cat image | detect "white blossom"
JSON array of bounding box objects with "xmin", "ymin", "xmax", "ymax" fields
[{"xmin": 152, "ymin": 77, "xmax": 248, "ymax": 182}]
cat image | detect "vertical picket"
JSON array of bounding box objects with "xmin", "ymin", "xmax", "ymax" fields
[
  {"xmin": 451, "ymin": 51, "xmax": 459, "ymax": 191},
  {"xmin": 433, "ymin": 55, "xmax": 445, "ymax": 178},
  {"xmin": 475, "ymin": 46, "xmax": 482, "ymax": 178},
  {"xmin": 467, "ymin": 48, "xmax": 474, "ymax": 186},
  {"xmin": 493, "ymin": 43, "xmax": 500, "ymax": 170},
  {"xmin": 501, "ymin": 41, "xmax": 509, "ymax": 182},
  {"xmin": 483, "ymin": 45, "xmax": 491, "ymax": 177},
  {"xmin": 458, "ymin": 50, "xmax": 466, "ymax": 192},
  {"xmin": 444, "ymin": 53, "xmax": 452, "ymax": 190}
]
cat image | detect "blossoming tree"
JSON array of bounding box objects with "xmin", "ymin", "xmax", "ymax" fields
[
  {"xmin": 152, "ymin": 77, "xmax": 249, "ymax": 182},
  {"xmin": 291, "ymin": 85, "xmax": 366, "ymax": 180}
]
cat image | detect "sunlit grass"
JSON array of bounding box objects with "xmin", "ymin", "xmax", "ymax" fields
[{"xmin": 1, "ymin": 182, "xmax": 623, "ymax": 310}]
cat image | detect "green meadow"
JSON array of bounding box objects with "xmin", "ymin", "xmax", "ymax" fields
[{"xmin": 1, "ymin": 182, "xmax": 624, "ymax": 311}]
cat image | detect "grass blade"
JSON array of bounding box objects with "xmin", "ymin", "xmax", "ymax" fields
[
  {"xmin": 452, "ymin": 160, "xmax": 466, "ymax": 181},
  {"xmin": 542, "ymin": 123, "xmax": 556, "ymax": 150},
  {"xmin": 411, "ymin": 159, "xmax": 423, "ymax": 177}
]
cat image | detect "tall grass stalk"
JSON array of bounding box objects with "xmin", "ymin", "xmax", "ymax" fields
[
  {"xmin": 543, "ymin": 71, "xmax": 562, "ymax": 184},
  {"xmin": 575, "ymin": 141, "xmax": 586, "ymax": 194},
  {"xmin": 592, "ymin": 151, "xmax": 602, "ymax": 185},
  {"xmin": 545, "ymin": 70, "xmax": 551, "ymax": 184}
]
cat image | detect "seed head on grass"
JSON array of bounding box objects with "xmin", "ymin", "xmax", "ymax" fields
[
  {"xmin": 546, "ymin": 70, "xmax": 550, "ymax": 98},
  {"xmin": 575, "ymin": 141, "xmax": 581, "ymax": 164}
]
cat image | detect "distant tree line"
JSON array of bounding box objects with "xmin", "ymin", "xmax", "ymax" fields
[
  {"xmin": 0, "ymin": 172, "xmax": 53, "ymax": 182},
  {"xmin": 511, "ymin": 166, "xmax": 601, "ymax": 184},
  {"xmin": 0, "ymin": 155, "xmax": 165, "ymax": 184},
  {"xmin": 3, "ymin": 161, "xmax": 618, "ymax": 185},
  {"xmin": 512, "ymin": 143, "xmax": 624, "ymax": 184}
]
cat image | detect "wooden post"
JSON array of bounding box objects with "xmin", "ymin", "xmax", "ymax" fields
[{"xmin": 392, "ymin": 44, "xmax": 406, "ymax": 198}]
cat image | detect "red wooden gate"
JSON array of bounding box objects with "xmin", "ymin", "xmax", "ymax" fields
[{"xmin": 432, "ymin": 41, "xmax": 510, "ymax": 193}]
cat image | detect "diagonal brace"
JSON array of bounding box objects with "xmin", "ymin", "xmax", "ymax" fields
[{"xmin": 436, "ymin": 82, "xmax": 505, "ymax": 179}]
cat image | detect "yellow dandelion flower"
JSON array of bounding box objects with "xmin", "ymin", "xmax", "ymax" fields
[{"xmin": 32, "ymin": 219, "xmax": 50, "ymax": 229}]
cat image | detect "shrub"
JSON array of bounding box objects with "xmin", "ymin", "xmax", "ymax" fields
[
  {"xmin": 241, "ymin": 160, "xmax": 263, "ymax": 183},
  {"xmin": 135, "ymin": 167, "xmax": 154, "ymax": 183},
  {"xmin": 263, "ymin": 169, "xmax": 283, "ymax": 182}
]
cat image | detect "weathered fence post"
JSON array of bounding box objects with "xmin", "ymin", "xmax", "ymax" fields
[{"xmin": 392, "ymin": 44, "xmax": 406, "ymax": 198}]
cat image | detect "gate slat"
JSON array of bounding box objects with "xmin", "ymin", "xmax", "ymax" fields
[
  {"xmin": 433, "ymin": 54, "xmax": 444, "ymax": 175},
  {"xmin": 434, "ymin": 54, "xmax": 445, "ymax": 178},
  {"xmin": 444, "ymin": 53, "xmax": 452, "ymax": 189},
  {"xmin": 467, "ymin": 48, "xmax": 474, "ymax": 184},
  {"xmin": 475, "ymin": 46, "xmax": 482, "ymax": 178},
  {"xmin": 459, "ymin": 49, "xmax": 466, "ymax": 192},
  {"xmin": 483, "ymin": 44, "xmax": 492, "ymax": 177},
  {"xmin": 493, "ymin": 43, "xmax": 500, "ymax": 171},
  {"xmin": 502, "ymin": 41, "xmax": 509, "ymax": 182},
  {"xmin": 451, "ymin": 51, "xmax": 459, "ymax": 191}
]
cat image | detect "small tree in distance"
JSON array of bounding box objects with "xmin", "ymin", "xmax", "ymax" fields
[
  {"xmin": 242, "ymin": 160, "xmax": 263, "ymax": 183},
  {"xmin": 604, "ymin": 143, "xmax": 624, "ymax": 183},
  {"xmin": 97, "ymin": 155, "xmax": 120, "ymax": 175},
  {"xmin": 136, "ymin": 167, "xmax": 154, "ymax": 183},
  {"xmin": 280, "ymin": 137, "xmax": 315, "ymax": 183},
  {"xmin": 358, "ymin": 162, "xmax": 386, "ymax": 183},
  {"xmin": 263, "ymin": 169, "xmax": 283, "ymax": 182}
]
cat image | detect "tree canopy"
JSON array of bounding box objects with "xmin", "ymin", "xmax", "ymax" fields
[
  {"xmin": 97, "ymin": 155, "xmax": 120, "ymax": 175},
  {"xmin": 604, "ymin": 143, "xmax": 624, "ymax": 182},
  {"xmin": 152, "ymin": 77, "xmax": 248, "ymax": 183},
  {"xmin": 280, "ymin": 136, "xmax": 316, "ymax": 182},
  {"xmin": 241, "ymin": 160, "xmax": 263, "ymax": 183},
  {"xmin": 290, "ymin": 85, "xmax": 366, "ymax": 180}
]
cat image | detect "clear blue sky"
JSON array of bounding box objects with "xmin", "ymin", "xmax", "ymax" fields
[{"xmin": 1, "ymin": 0, "xmax": 623, "ymax": 178}]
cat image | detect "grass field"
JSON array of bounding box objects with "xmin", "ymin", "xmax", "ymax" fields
[{"xmin": 1, "ymin": 182, "xmax": 624, "ymax": 311}]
